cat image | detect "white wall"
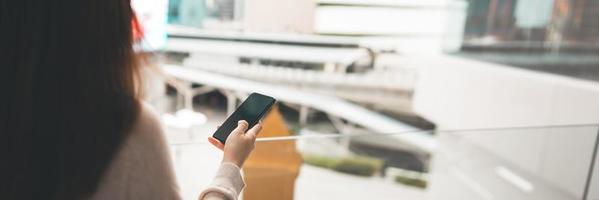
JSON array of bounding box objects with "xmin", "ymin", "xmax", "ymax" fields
[
  {"xmin": 132, "ymin": 0, "xmax": 168, "ymax": 50},
  {"xmin": 413, "ymin": 55, "xmax": 599, "ymax": 128},
  {"xmin": 243, "ymin": 0, "xmax": 315, "ymax": 33},
  {"xmin": 314, "ymin": 0, "xmax": 467, "ymax": 52},
  {"xmin": 412, "ymin": 55, "xmax": 599, "ymax": 200}
]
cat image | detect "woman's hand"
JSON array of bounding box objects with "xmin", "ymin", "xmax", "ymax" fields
[{"xmin": 208, "ymin": 120, "xmax": 262, "ymax": 168}]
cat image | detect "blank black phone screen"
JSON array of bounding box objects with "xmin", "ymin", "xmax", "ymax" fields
[{"xmin": 212, "ymin": 93, "xmax": 276, "ymax": 144}]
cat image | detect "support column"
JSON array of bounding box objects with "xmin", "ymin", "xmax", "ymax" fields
[
  {"xmin": 225, "ymin": 91, "xmax": 237, "ymax": 116},
  {"xmin": 299, "ymin": 106, "xmax": 310, "ymax": 126},
  {"xmin": 184, "ymin": 89, "xmax": 193, "ymax": 110}
]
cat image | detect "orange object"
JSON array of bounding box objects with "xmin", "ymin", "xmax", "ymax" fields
[
  {"xmin": 242, "ymin": 106, "xmax": 303, "ymax": 200},
  {"xmin": 131, "ymin": 11, "xmax": 144, "ymax": 41}
]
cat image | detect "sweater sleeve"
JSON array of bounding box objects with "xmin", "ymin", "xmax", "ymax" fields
[{"xmin": 199, "ymin": 163, "xmax": 246, "ymax": 200}]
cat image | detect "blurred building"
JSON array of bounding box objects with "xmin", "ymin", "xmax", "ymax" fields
[
  {"xmin": 158, "ymin": 0, "xmax": 599, "ymax": 199},
  {"xmin": 463, "ymin": 0, "xmax": 599, "ymax": 48},
  {"xmin": 414, "ymin": 1, "xmax": 599, "ymax": 199}
]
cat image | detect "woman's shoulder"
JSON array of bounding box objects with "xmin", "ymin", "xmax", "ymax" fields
[
  {"xmin": 112, "ymin": 101, "xmax": 170, "ymax": 168},
  {"xmin": 91, "ymin": 101, "xmax": 180, "ymax": 199},
  {"xmin": 131, "ymin": 101, "xmax": 163, "ymax": 137},
  {"xmin": 124, "ymin": 101, "xmax": 169, "ymax": 146},
  {"xmin": 124, "ymin": 101, "xmax": 174, "ymax": 159}
]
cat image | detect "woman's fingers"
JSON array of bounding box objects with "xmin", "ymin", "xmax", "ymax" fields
[
  {"xmin": 224, "ymin": 120, "xmax": 249, "ymax": 145},
  {"xmin": 218, "ymin": 121, "xmax": 263, "ymax": 167},
  {"xmin": 255, "ymin": 121, "xmax": 263, "ymax": 136},
  {"xmin": 208, "ymin": 137, "xmax": 225, "ymax": 151},
  {"xmin": 246, "ymin": 123, "xmax": 262, "ymax": 138},
  {"xmin": 231, "ymin": 120, "xmax": 249, "ymax": 135}
]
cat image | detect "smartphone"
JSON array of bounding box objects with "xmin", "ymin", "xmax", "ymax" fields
[{"xmin": 212, "ymin": 92, "xmax": 276, "ymax": 144}]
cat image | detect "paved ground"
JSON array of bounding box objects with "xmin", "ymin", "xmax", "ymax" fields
[{"xmin": 295, "ymin": 165, "xmax": 427, "ymax": 200}]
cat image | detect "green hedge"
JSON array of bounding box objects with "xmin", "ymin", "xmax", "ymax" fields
[
  {"xmin": 394, "ymin": 176, "xmax": 427, "ymax": 188},
  {"xmin": 302, "ymin": 154, "xmax": 337, "ymax": 168},
  {"xmin": 302, "ymin": 154, "xmax": 383, "ymax": 177}
]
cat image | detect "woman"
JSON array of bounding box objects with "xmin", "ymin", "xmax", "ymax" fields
[{"xmin": 0, "ymin": 0, "xmax": 257, "ymax": 199}]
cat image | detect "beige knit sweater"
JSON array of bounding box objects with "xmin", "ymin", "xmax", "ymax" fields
[{"xmin": 89, "ymin": 102, "xmax": 244, "ymax": 200}]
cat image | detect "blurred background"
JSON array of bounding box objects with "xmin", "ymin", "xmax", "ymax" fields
[{"xmin": 132, "ymin": 0, "xmax": 599, "ymax": 199}]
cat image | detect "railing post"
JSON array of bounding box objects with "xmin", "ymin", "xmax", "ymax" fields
[{"xmin": 583, "ymin": 127, "xmax": 599, "ymax": 200}]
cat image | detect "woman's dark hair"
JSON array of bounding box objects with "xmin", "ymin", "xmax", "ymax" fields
[{"xmin": 0, "ymin": 0, "xmax": 142, "ymax": 199}]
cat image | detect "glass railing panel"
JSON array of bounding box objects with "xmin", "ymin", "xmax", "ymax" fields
[
  {"xmin": 431, "ymin": 125, "xmax": 599, "ymax": 200},
  {"xmin": 168, "ymin": 125, "xmax": 599, "ymax": 200}
]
